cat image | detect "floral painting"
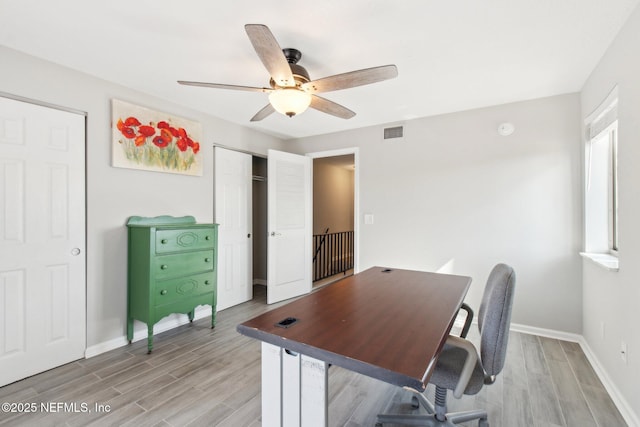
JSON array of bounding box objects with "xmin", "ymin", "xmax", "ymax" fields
[{"xmin": 111, "ymin": 99, "xmax": 203, "ymax": 176}]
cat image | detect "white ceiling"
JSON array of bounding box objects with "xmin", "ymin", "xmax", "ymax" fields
[{"xmin": 1, "ymin": 0, "xmax": 638, "ymax": 140}]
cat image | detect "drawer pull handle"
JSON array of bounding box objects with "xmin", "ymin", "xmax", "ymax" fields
[
  {"xmin": 161, "ymin": 239, "xmax": 168, "ymax": 244},
  {"xmin": 205, "ymin": 235, "xmax": 211, "ymax": 240},
  {"xmin": 205, "ymin": 258, "xmax": 211, "ymax": 262},
  {"xmin": 161, "ymin": 265, "xmax": 168, "ymax": 270},
  {"xmin": 204, "ymin": 280, "xmax": 210, "ymax": 285},
  {"xmin": 160, "ymin": 290, "xmax": 167, "ymax": 295}
]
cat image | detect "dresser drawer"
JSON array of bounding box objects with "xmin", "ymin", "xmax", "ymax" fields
[
  {"xmin": 155, "ymin": 228, "xmax": 215, "ymax": 254},
  {"xmin": 154, "ymin": 272, "xmax": 215, "ymax": 306},
  {"xmin": 154, "ymin": 250, "xmax": 215, "ymax": 280}
]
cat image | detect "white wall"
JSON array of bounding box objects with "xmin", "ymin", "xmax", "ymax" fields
[
  {"xmin": 581, "ymin": 4, "xmax": 640, "ymax": 421},
  {"xmin": 0, "ymin": 46, "xmax": 286, "ymax": 349},
  {"xmin": 292, "ymin": 93, "xmax": 583, "ymax": 333}
]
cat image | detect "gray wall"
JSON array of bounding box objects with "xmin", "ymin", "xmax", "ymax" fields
[
  {"xmin": 313, "ymin": 158, "xmax": 354, "ymax": 235},
  {"xmin": 292, "ymin": 93, "xmax": 583, "ymax": 333},
  {"xmin": 581, "ymin": 4, "xmax": 640, "ymax": 420},
  {"xmin": 0, "ymin": 46, "xmax": 286, "ymax": 350}
]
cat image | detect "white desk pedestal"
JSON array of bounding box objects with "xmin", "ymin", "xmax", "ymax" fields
[{"xmin": 262, "ymin": 342, "xmax": 328, "ymax": 427}]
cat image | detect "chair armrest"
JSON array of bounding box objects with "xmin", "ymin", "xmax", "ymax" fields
[
  {"xmin": 445, "ymin": 335, "xmax": 478, "ymax": 399},
  {"xmin": 458, "ymin": 303, "xmax": 474, "ymax": 338}
]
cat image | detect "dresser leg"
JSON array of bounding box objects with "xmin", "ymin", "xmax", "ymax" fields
[
  {"xmin": 188, "ymin": 310, "xmax": 194, "ymax": 323},
  {"xmin": 147, "ymin": 325, "xmax": 154, "ymax": 354},
  {"xmin": 211, "ymin": 311, "xmax": 216, "ymax": 329}
]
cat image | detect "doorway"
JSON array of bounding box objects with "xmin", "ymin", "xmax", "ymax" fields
[
  {"xmin": 215, "ymin": 147, "xmax": 357, "ymax": 307},
  {"xmin": 215, "ymin": 148, "xmax": 313, "ymax": 307},
  {"xmin": 252, "ymin": 156, "xmax": 267, "ymax": 287},
  {"xmin": 309, "ymin": 148, "xmax": 358, "ymax": 287}
]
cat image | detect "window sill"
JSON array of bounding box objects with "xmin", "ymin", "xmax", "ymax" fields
[{"xmin": 580, "ymin": 252, "xmax": 619, "ymax": 271}]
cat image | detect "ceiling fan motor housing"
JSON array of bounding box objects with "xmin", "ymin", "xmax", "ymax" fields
[{"xmin": 283, "ymin": 48, "xmax": 310, "ymax": 85}]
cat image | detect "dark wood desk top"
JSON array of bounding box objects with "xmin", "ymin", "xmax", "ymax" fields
[{"xmin": 237, "ymin": 266, "xmax": 471, "ymax": 391}]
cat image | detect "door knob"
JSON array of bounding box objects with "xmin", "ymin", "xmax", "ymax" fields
[{"xmin": 71, "ymin": 248, "xmax": 81, "ymax": 256}]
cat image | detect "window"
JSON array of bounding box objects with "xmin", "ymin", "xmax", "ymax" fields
[
  {"xmin": 610, "ymin": 127, "xmax": 618, "ymax": 252},
  {"xmin": 582, "ymin": 87, "xmax": 619, "ymax": 270}
]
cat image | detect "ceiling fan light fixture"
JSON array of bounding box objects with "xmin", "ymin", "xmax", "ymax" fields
[{"xmin": 269, "ymin": 88, "xmax": 311, "ymax": 117}]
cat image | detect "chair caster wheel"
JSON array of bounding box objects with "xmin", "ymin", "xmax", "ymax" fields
[{"xmin": 411, "ymin": 395, "xmax": 420, "ymax": 409}]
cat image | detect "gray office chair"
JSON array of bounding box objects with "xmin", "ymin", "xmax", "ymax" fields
[{"xmin": 376, "ymin": 263, "xmax": 516, "ymax": 427}]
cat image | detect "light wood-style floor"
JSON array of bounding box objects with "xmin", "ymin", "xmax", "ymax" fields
[{"xmin": 0, "ymin": 285, "xmax": 627, "ymax": 427}]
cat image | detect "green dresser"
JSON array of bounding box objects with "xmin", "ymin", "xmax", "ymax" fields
[{"xmin": 126, "ymin": 215, "xmax": 218, "ymax": 353}]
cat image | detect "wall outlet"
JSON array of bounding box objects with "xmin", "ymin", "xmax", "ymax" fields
[{"xmin": 621, "ymin": 341, "xmax": 628, "ymax": 364}]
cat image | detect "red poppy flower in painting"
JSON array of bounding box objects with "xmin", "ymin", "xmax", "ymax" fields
[
  {"xmin": 138, "ymin": 125, "xmax": 155, "ymax": 137},
  {"xmin": 124, "ymin": 117, "xmax": 141, "ymax": 127},
  {"xmin": 160, "ymin": 129, "xmax": 173, "ymax": 143},
  {"xmin": 120, "ymin": 126, "xmax": 136, "ymax": 139},
  {"xmin": 192, "ymin": 142, "xmax": 200, "ymax": 154},
  {"xmin": 134, "ymin": 135, "xmax": 146, "ymax": 146},
  {"xmin": 152, "ymin": 129, "xmax": 174, "ymax": 148},
  {"xmin": 152, "ymin": 135, "xmax": 169, "ymax": 147},
  {"xmin": 157, "ymin": 121, "xmax": 170, "ymax": 129},
  {"xmin": 176, "ymin": 137, "xmax": 188, "ymax": 152}
]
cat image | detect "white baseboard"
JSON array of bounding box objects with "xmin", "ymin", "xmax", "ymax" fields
[
  {"xmin": 510, "ymin": 322, "xmax": 582, "ymax": 342},
  {"xmin": 510, "ymin": 323, "xmax": 638, "ymax": 427},
  {"xmin": 577, "ymin": 337, "xmax": 639, "ymax": 427},
  {"xmin": 84, "ymin": 306, "xmax": 212, "ymax": 358}
]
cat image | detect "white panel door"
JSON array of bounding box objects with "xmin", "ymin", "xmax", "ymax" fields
[
  {"xmin": 0, "ymin": 96, "xmax": 86, "ymax": 387},
  {"xmin": 267, "ymin": 149, "xmax": 312, "ymax": 304},
  {"xmin": 214, "ymin": 147, "xmax": 252, "ymax": 310}
]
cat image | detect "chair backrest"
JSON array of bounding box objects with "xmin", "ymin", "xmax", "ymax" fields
[{"xmin": 477, "ymin": 263, "xmax": 516, "ymax": 377}]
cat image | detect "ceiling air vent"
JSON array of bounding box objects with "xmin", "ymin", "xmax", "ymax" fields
[{"xmin": 383, "ymin": 125, "xmax": 404, "ymax": 142}]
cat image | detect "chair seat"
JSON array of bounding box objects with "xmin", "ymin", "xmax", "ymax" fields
[{"xmin": 429, "ymin": 343, "xmax": 485, "ymax": 395}]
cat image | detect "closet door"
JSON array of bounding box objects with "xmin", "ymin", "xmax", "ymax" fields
[
  {"xmin": 214, "ymin": 147, "xmax": 252, "ymax": 310},
  {"xmin": 0, "ymin": 96, "xmax": 86, "ymax": 386}
]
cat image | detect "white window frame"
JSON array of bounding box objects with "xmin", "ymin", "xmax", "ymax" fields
[
  {"xmin": 581, "ymin": 86, "xmax": 619, "ymax": 271},
  {"xmin": 609, "ymin": 126, "xmax": 618, "ymax": 253}
]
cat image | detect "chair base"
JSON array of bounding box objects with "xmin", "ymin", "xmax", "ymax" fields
[{"xmin": 376, "ymin": 389, "xmax": 489, "ymax": 427}]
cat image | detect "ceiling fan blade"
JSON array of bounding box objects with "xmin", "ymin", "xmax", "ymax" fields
[
  {"xmin": 302, "ymin": 65, "xmax": 398, "ymax": 93},
  {"xmin": 310, "ymin": 95, "xmax": 356, "ymax": 119},
  {"xmin": 178, "ymin": 80, "xmax": 271, "ymax": 93},
  {"xmin": 250, "ymin": 104, "xmax": 276, "ymax": 122},
  {"xmin": 245, "ymin": 24, "xmax": 295, "ymax": 87}
]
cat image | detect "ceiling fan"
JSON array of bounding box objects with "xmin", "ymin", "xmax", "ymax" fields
[{"xmin": 178, "ymin": 24, "xmax": 398, "ymax": 122}]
